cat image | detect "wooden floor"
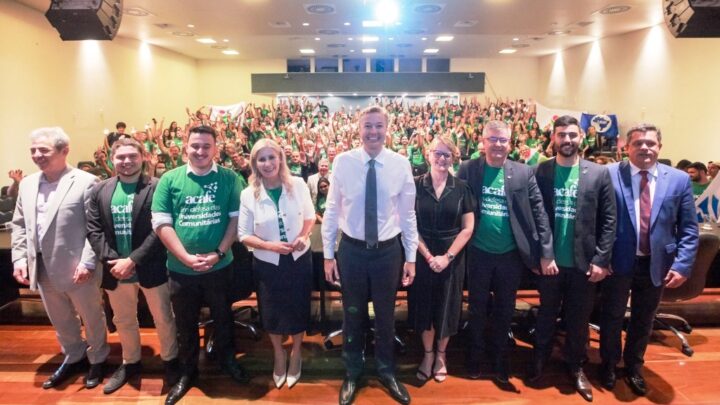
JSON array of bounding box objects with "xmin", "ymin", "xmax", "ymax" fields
[{"xmin": 1, "ymin": 292, "xmax": 720, "ymax": 404}]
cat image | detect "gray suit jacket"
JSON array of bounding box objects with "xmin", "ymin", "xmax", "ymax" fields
[
  {"xmin": 11, "ymin": 167, "xmax": 99, "ymax": 291},
  {"xmin": 534, "ymin": 158, "xmax": 617, "ymax": 273},
  {"xmin": 458, "ymin": 157, "xmax": 554, "ymax": 269}
]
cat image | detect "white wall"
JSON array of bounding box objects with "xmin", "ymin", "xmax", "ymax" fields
[
  {"xmin": 452, "ymin": 57, "xmax": 540, "ymax": 100},
  {"xmin": 537, "ymin": 24, "xmax": 720, "ymax": 163},
  {"xmin": 0, "ymin": 1, "xmax": 198, "ymax": 174}
]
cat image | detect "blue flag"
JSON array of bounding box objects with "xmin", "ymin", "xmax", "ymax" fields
[{"xmin": 580, "ymin": 113, "xmax": 619, "ymax": 139}]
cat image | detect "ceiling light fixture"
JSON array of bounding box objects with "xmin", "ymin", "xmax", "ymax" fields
[
  {"xmin": 436, "ymin": 35, "xmax": 454, "ymax": 42},
  {"xmin": 375, "ymin": 1, "xmax": 399, "ymax": 25},
  {"xmin": 421, "ymin": 37, "xmax": 427, "ymax": 41},
  {"xmin": 499, "ymin": 48, "xmax": 517, "ymax": 54},
  {"xmin": 196, "ymin": 38, "xmax": 216, "ymax": 44},
  {"xmin": 362, "ymin": 48, "xmax": 377, "ymax": 54},
  {"xmin": 299, "ymin": 48, "xmax": 315, "ymax": 54},
  {"xmin": 187, "ymin": 24, "xmax": 195, "ymax": 28},
  {"xmin": 424, "ymin": 48, "xmax": 439, "ymax": 54},
  {"xmin": 361, "ymin": 35, "xmax": 379, "ymax": 42},
  {"xmin": 222, "ymin": 50, "xmax": 239, "ymax": 55},
  {"xmin": 344, "ymin": 22, "xmax": 351, "ymax": 26},
  {"xmin": 302, "ymin": 22, "xmax": 310, "ymax": 26}
]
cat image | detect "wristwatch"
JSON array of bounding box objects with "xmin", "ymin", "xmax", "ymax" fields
[
  {"xmin": 446, "ymin": 251, "xmax": 456, "ymax": 261},
  {"xmin": 214, "ymin": 248, "xmax": 226, "ymax": 259}
]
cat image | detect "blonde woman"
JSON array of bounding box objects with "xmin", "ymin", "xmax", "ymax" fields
[
  {"xmin": 409, "ymin": 136, "xmax": 475, "ymax": 383},
  {"xmin": 238, "ymin": 139, "xmax": 315, "ymax": 389}
]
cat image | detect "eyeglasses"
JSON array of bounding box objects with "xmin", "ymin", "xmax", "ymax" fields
[
  {"xmin": 485, "ymin": 136, "xmax": 510, "ymax": 145},
  {"xmin": 431, "ymin": 150, "xmax": 452, "ymax": 159}
]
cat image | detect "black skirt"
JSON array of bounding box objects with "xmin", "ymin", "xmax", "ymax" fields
[{"xmin": 253, "ymin": 250, "xmax": 313, "ymax": 335}]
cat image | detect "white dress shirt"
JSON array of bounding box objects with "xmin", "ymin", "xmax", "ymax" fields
[
  {"xmin": 321, "ymin": 147, "xmax": 418, "ymax": 261},
  {"xmin": 630, "ymin": 162, "xmax": 658, "ymax": 256},
  {"xmin": 238, "ymin": 176, "xmax": 315, "ymax": 265}
]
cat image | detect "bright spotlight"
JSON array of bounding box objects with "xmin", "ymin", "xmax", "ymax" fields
[{"xmin": 375, "ymin": 1, "xmax": 399, "ymax": 25}]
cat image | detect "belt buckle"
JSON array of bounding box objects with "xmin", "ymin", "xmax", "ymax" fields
[{"xmin": 366, "ymin": 242, "xmax": 378, "ymax": 249}]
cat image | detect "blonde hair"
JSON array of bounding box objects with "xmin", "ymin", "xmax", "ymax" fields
[
  {"xmin": 248, "ymin": 138, "xmax": 293, "ymax": 200},
  {"xmin": 360, "ymin": 105, "xmax": 389, "ymax": 123},
  {"xmin": 427, "ymin": 136, "xmax": 460, "ymax": 160}
]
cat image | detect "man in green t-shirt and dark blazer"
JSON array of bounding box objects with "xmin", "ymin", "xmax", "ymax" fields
[
  {"xmin": 86, "ymin": 137, "xmax": 179, "ymax": 395},
  {"xmin": 530, "ymin": 115, "xmax": 617, "ymax": 402},
  {"xmin": 151, "ymin": 125, "xmax": 247, "ymax": 405},
  {"xmin": 457, "ymin": 120, "xmax": 554, "ymax": 383}
]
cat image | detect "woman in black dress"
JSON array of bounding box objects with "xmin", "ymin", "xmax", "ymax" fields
[{"xmin": 409, "ymin": 136, "xmax": 475, "ymax": 383}]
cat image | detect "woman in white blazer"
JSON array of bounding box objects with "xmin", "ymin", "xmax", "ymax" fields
[{"xmin": 238, "ymin": 139, "xmax": 315, "ymax": 389}]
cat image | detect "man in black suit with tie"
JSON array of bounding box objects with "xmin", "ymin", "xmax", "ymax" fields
[
  {"xmin": 86, "ymin": 138, "xmax": 179, "ymax": 395},
  {"xmin": 529, "ymin": 115, "xmax": 616, "ymax": 402},
  {"xmin": 457, "ymin": 120, "xmax": 554, "ymax": 383}
]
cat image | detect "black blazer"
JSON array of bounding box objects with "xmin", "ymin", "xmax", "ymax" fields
[
  {"xmin": 458, "ymin": 157, "xmax": 553, "ymax": 269},
  {"xmin": 86, "ymin": 175, "xmax": 167, "ymax": 290},
  {"xmin": 534, "ymin": 158, "xmax": 617, "ymax": 273}
]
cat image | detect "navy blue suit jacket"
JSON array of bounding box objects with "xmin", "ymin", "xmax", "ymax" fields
[{"xmin": 607, "ymin": 161, "xmax": 698, "ymax": 286}]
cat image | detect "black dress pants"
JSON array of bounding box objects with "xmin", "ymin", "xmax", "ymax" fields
[
  {"xmin": 533, "ymin": 266, "xmax": 597, "ymax": 370},
  {"xmin": 168, "ymin": 265, "xmax": 235, "ymax": 376},
  {"xmin": 599, "ymin": 256, "xmax": 663, "ymax": 371},
  {"xmin": 466, "ymin": 246, "xmax": 524, "ymax": 365},
  {"xmin": 337, "ymin": 236, "xmax": 403, "ymax": 379}
]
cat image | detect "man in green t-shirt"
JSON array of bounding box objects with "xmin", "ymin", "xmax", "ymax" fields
[
  {"xmin": 86, "ymin": 138, "xmax": 178, "ymax": 395},
  {"xmin": 686, "ymin": 161, "xmax": 711, "ymax": 200},
  {"xmin": 151, "ymin": 126, "xmax": 247, "ymax": 405},
  {"xmin": 531, "ymin": 115, "xmax": 616, "ymax": 402},
  {"xmin": 457, "ymin": 120, "xmax": 554, "ymax": 383}
]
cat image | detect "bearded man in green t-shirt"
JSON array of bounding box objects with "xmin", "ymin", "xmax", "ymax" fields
[
  {"xmin": 151, "ymin": 125, "xmax": 247, "ymax": 405},
  {"xmin": 530, "ymin": 115, "xmax": 616, "ymax": 402},
  {"xmin": 457, "ymin": 120, "xmax": 554, "ymax": 383}
]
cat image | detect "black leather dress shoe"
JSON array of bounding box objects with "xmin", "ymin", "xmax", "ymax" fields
[
  {"xmin": 221, "ymin": 359, "xmax": 250, "ymax": 384},
  {"xmin": 103, "ymin": 362, "xmax": 141, "ymax": 394},
  {"xmin": 600, "ymin": 365, "xmax": 616, "ymax": 390},
  {"xmin": 165, "ymin": 374, "xmax": 196, "ymax": 405},
  {"xmin": 85, "ymin": 361, "xmax": 105, "ymax": 389},
  {"xmin": 494, "ymin": 359, "xmax": 510, "ymax": 384},
  {"xmin": 339, "ymin": 378, "xmax": 358, "ymax": 405},
  {"xmin": 625, "ymin": 370, "xmax": 647, "ymax": 396},
  {"xmin": 571, "ymin": 369, "xmax": 593, "ymax": 402},
  {"xmin": 42, "ymin": 358, "xmax": 88, "ymax": 389},
  {"xmin": 526, "ymin": 358, "xmax": 544, "ymax": 384},
  {"xmin": 378, "ymin": 374, "xmax": 410, "ymax": 405}
]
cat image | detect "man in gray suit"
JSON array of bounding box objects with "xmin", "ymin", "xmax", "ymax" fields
[
  {"xmin": 457, "ymin": 120, "xmax": 554, "ymax": 383},
  {"xmin": 11, "ymin": 127, "xmax": 109, "ymax": 389}
]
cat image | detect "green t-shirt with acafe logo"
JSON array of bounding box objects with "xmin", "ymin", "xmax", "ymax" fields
[
  {"xmin": 472, "ymin": 166, "xmax": 517, "ymax": 254},
  {"xmin": 111, "ymin": 181, "xmax": 139, "ymax": 283},
  {"xmin": 553, "ymin": 164, "xmax": 579, "ymax": 268},
  {"xmin": 152, "ymin": 166, "xmax": 244, "ymax": 275}
]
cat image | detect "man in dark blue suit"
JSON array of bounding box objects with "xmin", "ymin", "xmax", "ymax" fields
[{"xmin": 599, "ymin": 124, "xmax": 698, "ymax": 395}]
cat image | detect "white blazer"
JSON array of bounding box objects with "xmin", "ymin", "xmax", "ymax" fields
[{"xmin": 238, "ymin": 176, "xmax": 315, "ymax": 265}]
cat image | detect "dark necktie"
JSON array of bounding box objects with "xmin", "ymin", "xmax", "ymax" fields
[
  {"xmin": 365, "ymin": 159, "xmax": 378, "ymax": 247},
  {"xmin": 639, "ymin": 170, "xmax": 651, "ymax": 255}
]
